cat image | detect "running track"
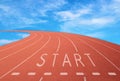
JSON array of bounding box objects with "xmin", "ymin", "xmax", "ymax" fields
[{"xmin": 0, "ymin": 31, "xmax": 120, "ymax": 81}]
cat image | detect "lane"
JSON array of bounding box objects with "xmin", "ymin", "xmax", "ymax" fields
[
  {"xmin": 60, "ymin": 34, "xmax": 79, "ymax": 53},
  {"xmin": 63, "ymin": 33, "xmax": 120, "ymax": 81},
  {"xmin": 79, "ymin": 35, "xmax": 120, "ymax": 52},
  {"xmin": 67, "ymin": 33, "xmax": 120, "ymax": 69},
  {"xmin": 77, "ymin": 35, "xmax": 120, "ymax": 70},
  {"xmin": 0, "ymin": 32, "xmax": 45, "ymax": 78},
  {"xmin": 0, "ymin": 35, "xmax": 43, "ymax": 62},
  {"xmin": 79, "ymin": 34, "xmax": 120, "ymax": 51},
  {"xmin": 0, "ymin": 33, "xmax": 40, "ymax": 62},
  {"xmin": 1, "ymin": 32, "xmax": 58, "ymax": 81},
  {"xmin": 41, "ymin": 33, "xmax": 86, "ymax": 81},
  {"xmin": 0, "ymin": 31, "xmax": 119, "ymax": 81},
  {"xmin": 80, "ymin": 39, "xmax": 120, "ymax": 71},
  {"xmin": 87, "ymin": 37, "xmax": 120, "ymax": 52}
]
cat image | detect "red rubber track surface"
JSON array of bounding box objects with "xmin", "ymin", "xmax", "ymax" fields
[{"xmin": 0, "ymin": 31, "xmax": 120, "ymax": 81}]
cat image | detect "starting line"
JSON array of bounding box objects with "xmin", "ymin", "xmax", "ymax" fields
[{"xmin": 11, "ymin": 72, "xmax": 117, "ymax": 76}]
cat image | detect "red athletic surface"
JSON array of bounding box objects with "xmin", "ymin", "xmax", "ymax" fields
[{"xmin": 0, "ymin": 31, "xmax": 120, "ymax": 81}]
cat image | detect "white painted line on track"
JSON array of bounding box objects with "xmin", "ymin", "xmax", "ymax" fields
[
  {"xmin": 108, "ymin": 72, "xmax": 117, "ymax": 76},
  {"xmin": 0, "ymin": 34, "xmax": 43, "ymax": 62},
  {"xmin": 0, "ymin": 36, "xmax": 51, "ymax": 79},
  {"xmin": 0, "ymin": 33, "xmax": 37, "ymax": 52},
  {"xmin": 76, "ymin": 72, "xmax": 84, "ymax": 76},
  {"xmin": 83, "ymin": 76, "xmax": 87, "ymax": 81},
  {"xmin": 88, "ymin": 38, "xmax": 120, "ymax": 53},
  {"xmin": 56, "ymin": 37, "xmax": 61, "ymax": 52},
  {"xmin": 10, "ymin": 72, "xmax": 118, "ymax": 77},
  {"xmin": 92, "ymin": 72, "xmax": 100, "ymax": 76},
  {"xmin": 11, "ymin": 72, "xmax": 20, "ymax": 76},
  {"xmin": 60, "ymin": 72, "xmax": 68, "ymax": 76},
  {"xmin": 44, "ymin": 72, "xmax": 52, "ymax": 76},
  {"xmin": 28, "ymin": 72, "xmax": 36, "ymax": 76},
  {"xmin": 39, "ymin": 77, "xmax": 43, "ymax": 81},
  {"xmin": 79, "ymin": 39, "xmax": 120, "ymax": 71},
  {"xmin": 60, "ymin": 34, "xmax": 78, "ymax": 52}
]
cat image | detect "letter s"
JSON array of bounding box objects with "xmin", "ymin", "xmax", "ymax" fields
[{"xmin": 36, "ymin": 53, "xmax": 48, "ymax": 67}]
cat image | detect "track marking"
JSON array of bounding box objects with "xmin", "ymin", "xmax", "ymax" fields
[
  {"xmin": 56, "ymin": 37, "xmax": 61, "ymax": 52},
  {"xmin": 84, "ymin": 53, "xmax": 96, "ymax": 67},
  {"xmin": 11, "ymin": 72, "xmax": 20, "ymax": 76},
  {"xmin": 0, "ymin": 34, "xmax": 43, "ymax": 62},
  {"xmin": 79, "ymin": 39, "xmax": 120, "ymax": 71},
  {"xmin": 83, "ymin": 76, "xmax": 87, "ymax": 81},
  {"xmin": 44, "ymin": 72, "xmax": 52, "ymax": 76},
  {"xmin": 92, "ymin": 72, "xmax": 100, "ymax": 76},
  {"xmin": 60, "ymin": 72, "xmax": 68, "ymax": 76},
  {"xmin": 27, "ymin": 72, "xmax": 36, "ymax": 76},
  {"xmin": 60, "ymin": 34, "xmax": 78, "ymax": 52},
  {"xmin": 76, "ymin": 72, "xmax": 84, "ymax": 76},
  {"xmin": 108, "ymin": 72, "xmax": 117, "ymax": 76},
  {"xmin": 0, "ymin": 33, "xmax": 37, "ymax": 52},
  {"xmin": 10, "ymin": 72, "xmax": 119, "ymax": 76},
  {"xmin": 0, "ymin": 36, "xmax": 51, "ymax": 79},
  {"xmin": 88, "ymin": 38, "xmax": 120, "ymax": 53},
  {"xmin": 39, "ymin": 77, "xmax": 43, "ymax": 81}
]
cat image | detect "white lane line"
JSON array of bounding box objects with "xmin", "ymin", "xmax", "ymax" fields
[
  {"xmin": 28, "ymin": 72, "xmax": 36, "ymax": 76},
  {"xmin": 88, "ymin": 38, "xmax": 120, "ymax": 53},
  {"xmin": 56, "ymin": 37, "xmax": 61, "ymax": 52},
  {"xmin": 0, "ymin": 34, "xmax": 43, "ymax": 62},
  {"xmin": 11, "ymin": 72, "xmax": 20, "ymax": 76},
  {"xmin": 76, "ymin": 72, "xmax": 84, "ymax": 76},
  {"xmin": 108, "ymin": 72, "xmax": 117, "ymax": 76},
  {"xmin": 0, "ymin": 36, "xmax": 51, "ymax": 79},
  {"xmin": 52, "ymin": 37, "xmax": 61, "ymax": 67},
  {"xmin": 79, "ymin": 39, "xmax": 120, "ymax": 71},
  {"xmin": 60, "ymin": 34, "xmax": 78, "ymax": 52},
  {"xmin": 83, "ymin": 76, "xmax": 87, "ymax": 81},
  {"xmin": 92, "ymin": 72, "xmax": 100, "ymax": 76},
  {"xmin": 39, "ymin": 77, "xmax": 43, "ymax": 81},
  {"xmin": 60, "ymin": 72, "xmax": 68, "ymax": 76},
  {"xmin": 0, "ymin": 33, "xmax": 36, "ymax": 52},
  {"xmin": 44, "ymin": 72, "xmax": 52, "ymax": 76}
]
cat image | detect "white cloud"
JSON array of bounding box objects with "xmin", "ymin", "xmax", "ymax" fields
[
  {"xmin": 98, "ymin": 0, "xmax": 120, "ymax": 18},
  {"xmin": 54, "ymin": 0, "xmax": 120, "ymax": 40},
  {"xmin": 0, "ymin": 5, "xmax": 10, "ymax": 12},
  {"xmin": 56, "ymin": 11, "xmax": 79, "ymax": 21},
  {"xmin": 0, "ymin": 4, "xmax": 48, "ymax": 29},
  {"xmin": 20, "ymin": 17, "xmax": 47, "ymax": 25},
  {"xmin": 55, "ymin": 8, "xmax": 91, "ymax": 21},
  {"xmin": 38, "ymin": 0, "xmax": 67, "ymax": 16},
  {"xmin": 90, "ymin": 18, "xmax": 113, "ymax": 25},
  {"xmin": 0, "ymin": 39, "xmax": 18, "ymax": 46},
  {"xmin": 0, "ymin": 0, "xmax": 67, "ymax": 29},
  {"xmin": 86, "ymin": 32, "xmax": 105, "ymax": 38},
  {"xmin": 78, "ymin": 17, "xmax": 114, "ymax": 26},
  {"xmin": 55, "ymin": 0, "xmax": 120, "ymax": 37},
  {"xmin": 17, "ymin": 33, "xmax": 30, "ymax": 38},
  {"xmin": 60, "ymin": 17, "xmax": 114, "ymax": 33}
]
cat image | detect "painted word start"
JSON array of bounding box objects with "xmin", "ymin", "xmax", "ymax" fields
[{"xmin": 36, "ymin": 53, "xmax": 96, "ymax": 67}]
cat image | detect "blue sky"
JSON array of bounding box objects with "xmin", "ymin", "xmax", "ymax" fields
[{"xmin": 0, "ymin": 0, "xmax": 120, "ymax": 45}]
